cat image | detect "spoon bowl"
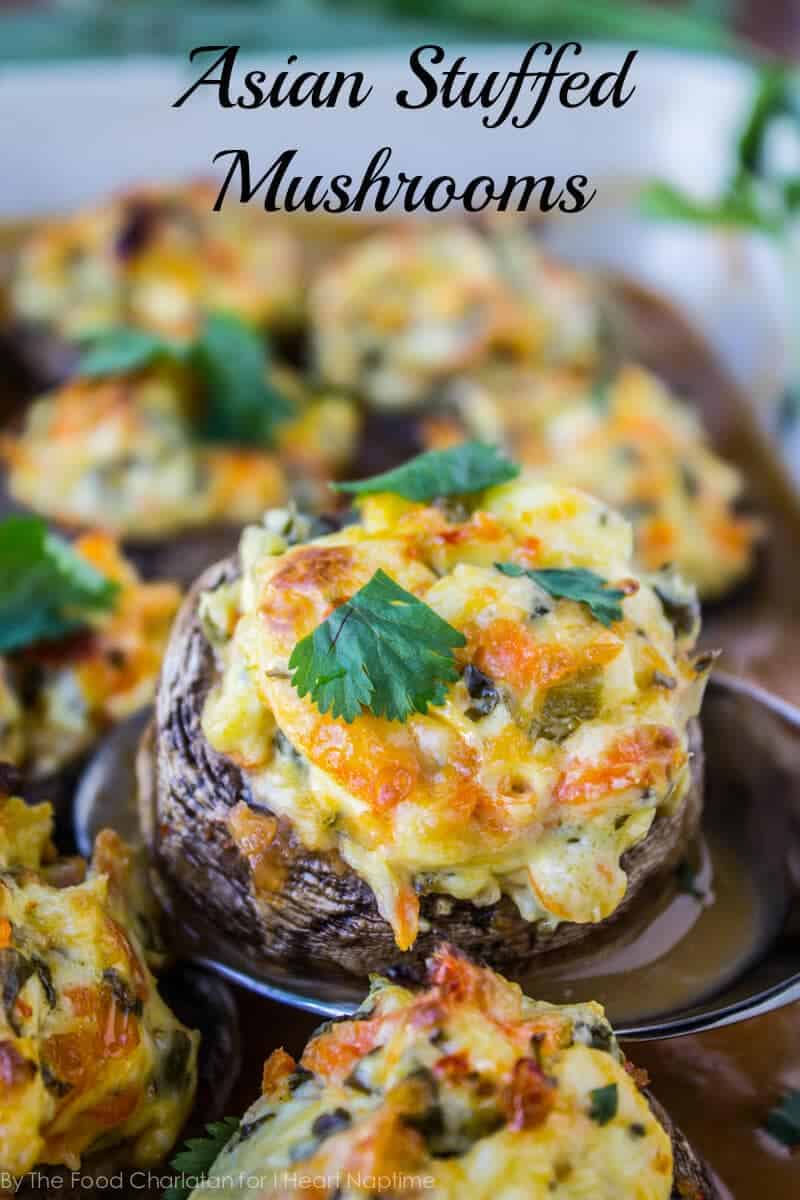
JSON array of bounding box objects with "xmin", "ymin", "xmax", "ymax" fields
[{"xmin": 74, "ymin": 672, "xmax": 800, "ymax": 1039}]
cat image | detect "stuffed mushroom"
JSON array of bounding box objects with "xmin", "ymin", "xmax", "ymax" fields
[
  {"xmin": 1, "ymin": 343, "xmax": 359, "ymax": 583},
  {"xmin": 421, "ymin": 364, "xmax": 759, "ymax": 599},
  {"xmin": 7, "ymin": 180, "xmax": 302, "ymax": 385},
  {"xmin": 0, "ymin": 520, "xmax": 180, "ymax": 802},
  {"xmin": 0, "ymin": 786, "xmax": 198, "ymax": 1174},
  {"xmin": 143, "ymin": 449, "xmax": 709, "ymax": 978},
  {"xmin": 309, "ymin": 224, "xmax": 599, "ymax": 411},
  {"xmin": 185, "ymin": 946, "xmax": 719, "ymax": 1200}
]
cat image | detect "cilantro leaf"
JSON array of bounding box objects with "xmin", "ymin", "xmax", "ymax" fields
[
  {"xmin": 289, "ymin": 568, "xmax": 466, "ymax": 723},
  {"xmin": 765, "ymin": 1090, "xmax": 800, "ymax": 1149},
  {"xmin": 191, "ymin": 312, "xmax": 295, "ymax": 447},
  {"xmin": 78, "ymin": 313, "xmax": 294, "ymax": 448},
  {"xmin": 589, "ymin": 1083, "xmax": 618, "ymax": 1125},
  {"xmin": 495, "ymin": 563, "xmax": 625, "ymax": 627},
  {"xmin": 0, "ymin": 516, "xmax": 119, "ymax": 654},
  {"xmin": 164, "ymin": 1116, "xmax": 240, "ymax": 1200},
  {"xmin": 333, "ymin": 442, "xmax": 519, "ymax": 502},
  {"xmin": 78, "ymin": 327, "xmax": 179, "ymax": 377}
]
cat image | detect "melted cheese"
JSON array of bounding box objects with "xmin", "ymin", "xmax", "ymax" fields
[
  {"xmin": 201, "ymin": 481, "xmax": 707, "ymax": 950},
  {"xmin": 0, "ymin": 533, "xmax": 180, "ymax": 775},
  {"xmin": 424, "ymin": 363, "xmax": 758, "ymax": 598},
  {"xmin": 1, "ymin": 363, "xmax": 358, "ymax": 538},
  {"xmin": 310, "ymin": 224, "xmax": 597, "ymax": 409},
  {"xmin": 11, "ymin": 181, "xmax": 301, "ymax": 341},
  {"xmin": 0, "ymin": 797, "xmax": 198, "ymax": 1174},
  {"xmin": 191, "ymin": 948, "xmax": 673, "ymax": 1200}
]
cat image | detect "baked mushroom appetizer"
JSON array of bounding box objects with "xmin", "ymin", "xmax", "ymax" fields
[
  {"xmin": 309, "ymin": 224, "xmax": 599, "ymax": 411},
  {"xmin": 0, "ymin": 518, "xmax": 179, "ymax": 806},
  {"xmin": 1, "ymin": 319, "xmax": 359, "ymax": 582},
  {"xmin": 421, "ymin": 364, "xmax": 759, "ymax": 599},
  {"xmin": 143, "ymin": 444, "xmax": 710, "ymax": 978},
  {"xmin": 0, "ymin": 785, "xmax": 198, "ymax": 1174},
  {"xmin": 7, "ymin": 180, "xmax": 301, "ymax": 387},
  {"xmin": 182, "ymin": 946, "xmax": 719, "ymax": 1200}
]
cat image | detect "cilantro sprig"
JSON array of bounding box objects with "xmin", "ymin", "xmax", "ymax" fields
[
  {"xmin": 164, "ymin": 1116, "xmax": 240, "ymax": 1200},
  {"xmin": 333, "ymin": 442, "xmax": 519, "ymax": 502},
  {"xmin": 495, "ymin": 563, "xmax": 625, "ymax": 627},
  {"xmin": 289, "ymin": 568, "xmax": 466, "ymax": 723},
  {"xmin": 765, "ymin": 1090, "xmax": 800, "ymax": 1149},
  {"xmin": 0, "ymin": 516, "xmax": 119, "ymax": 654},
  {"xmin": 77, "ymin": 313, "xmax": 294, "ymax": 447}
]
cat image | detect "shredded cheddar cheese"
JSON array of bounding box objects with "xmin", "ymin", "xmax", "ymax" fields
[
  {"xmin": 191, "ymin": 947, "xmax": 673, "ymax": 1200},
  {"xmin": 1, "ymin": 364, "xmax": 358, "ymax": 539},
  {"xmin": 310, "ymin": 224, "xmax": 598, "ymax": 409},
  {"xmin": 0, "ymin": 796, "xmax": 198, "ymax": 1174},
  {"xmin": 0, "ymin": 533, "xmax": 180, "ymax": 775},
  {"xmin": 423, "ymin": 363, "xmax": 758, "ymax": 598},
  {"xmin": 10, "ymin": 180, "xmax": 301, "ymax": 342}
]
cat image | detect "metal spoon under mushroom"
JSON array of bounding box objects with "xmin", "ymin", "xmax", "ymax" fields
[{"xmin": 74, "ymin": 672, "xmax": 800, "ymax": 1040}]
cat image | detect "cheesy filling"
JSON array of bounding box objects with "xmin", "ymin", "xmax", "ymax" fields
[
  {"xmin": 201, "ymin": 480, "xmax": 707, "ymax": 950},
  {"xmin": 0, "ymin": 533, "xmax": 180, "ymax": 775},
  {"xmin": 309, "ymin": 225, "xmax": 598, "ymax": 410},
  {"xmin": 1, "ymin": 365, "xmax": 359, "ymax": 539},
  {"xmin": 0, "ymin": 796, "xmax": 198, "ymax": 1174},
  {"xmin": 191, "ymin": 947, "xmax": 673, "ymax": 1200},
  {"xmin": 424, "ymin": 363, "xmax": 758, "ymax": 598},
  {"xmin": 11, "ymin": 181, "xmax": 301, "ymax": 342}
]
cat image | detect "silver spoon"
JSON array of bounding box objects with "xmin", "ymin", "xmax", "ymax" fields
[{"xmin": 74, "ymin": 671, "xmax": 800, "ymax": 1040}]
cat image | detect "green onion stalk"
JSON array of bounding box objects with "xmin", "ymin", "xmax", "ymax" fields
[{"xmin": 640, "ymin": 64, "xmax": 800, "ymax": 437}]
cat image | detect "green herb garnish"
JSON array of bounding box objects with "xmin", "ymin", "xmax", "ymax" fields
[
  {"xmin": 765, "ymin": 1090, "xmax": 800, "ymax": 1149},
  {"xmin": 640, "ymin": 180, "xmax": 782, "ymax": 234},
  {"xmin": 77, "ymin": 313, "xmax": 294, "ymax": 447},
  {"xmin": 589, "ymin": 1083, "xmax": 619, "ymax": 1126},
  {"xmin": 641, "ymin": 65, "xmax": 800, "ymax": 434},
  {"xmin": 193, "ymin": 312, "xmax": 295, "ymax": 445},
  {"xmin": 333, "ymin": 442, "xmax": 519, "ymax": 502},
  {"xmin": 79, "ymin": 327, "xmax": 176, "ymax": 377},
  {"xmin": 0, "ymin": 516, "xmax": 119, "ymax": 654},
  {"xmin": 495, "ymin": 563, "xmax": 625, "ymax": 627},
  {"xmin": 289, "ymin": 568, "xmax": 466, "ymax": 723},
  {"xmin": 164, "ymin": 1117, "xmax": 241, "ymax": 1200},
  {"xmin": 641, "ymin": 65, "xmax": 800, "ymax": 235}
]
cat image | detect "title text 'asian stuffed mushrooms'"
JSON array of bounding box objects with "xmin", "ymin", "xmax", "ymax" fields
[
  {"xmin": 183, "ymin": 946, "xmax": 719, "ymax": 1200},
  {"xmin": 0, "ymin": 785, "xmax": 198, "ymax": 1175},
  {"xmin": 143, "ymin": 444, "xmax": 710, "ymax": 978}
]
